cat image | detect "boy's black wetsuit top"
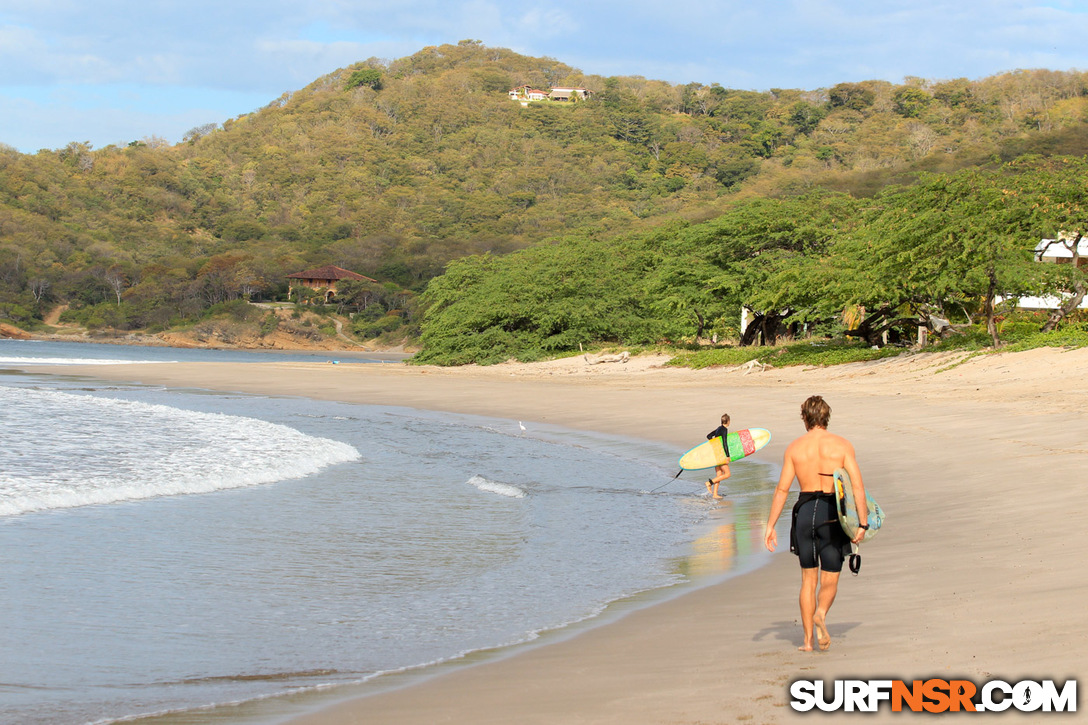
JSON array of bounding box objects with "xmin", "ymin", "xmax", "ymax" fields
[
  {"xmin": 790, "ymin": 489, "xmax": 850, "ymax": 573},
  {"xmin": 706, "ymin": 425, "xmax": 729, "ymax": 441}
]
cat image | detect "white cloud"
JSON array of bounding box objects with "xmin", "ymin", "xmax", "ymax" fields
[
  {"xmin": 0, "ymin": 22, "xmax": 42, "ymax": 53},
  {"xmin": 514, "ymin": 6, "xmax": 578, "ymax": 38}
]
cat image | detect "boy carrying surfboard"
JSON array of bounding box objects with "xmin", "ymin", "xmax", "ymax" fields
[{"xmin": 704, "ymin": 413, "xmax": 731, "ymax": 499}]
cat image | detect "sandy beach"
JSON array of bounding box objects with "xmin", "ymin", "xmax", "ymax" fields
[{"xmin": 42, "ymin": 347, "xmax": 1088, "ymax": 723}]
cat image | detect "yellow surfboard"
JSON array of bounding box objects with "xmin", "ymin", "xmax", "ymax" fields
[{"xmin": 678, "ymin": 428, "xmax": 771, "ymax": 470}]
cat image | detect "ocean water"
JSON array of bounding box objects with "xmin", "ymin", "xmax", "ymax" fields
[
  {"xmin": 0, "ymin": 338, "xmax": 397, "ymax": 367},
  {"xmin": 0, "ymin": 341, "xmax": 775, "ymax": 725}
]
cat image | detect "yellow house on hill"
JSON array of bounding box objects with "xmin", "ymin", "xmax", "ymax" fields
[{"xmin": 286, "ymin": 265, "xmax": 376, "ymax": 303}]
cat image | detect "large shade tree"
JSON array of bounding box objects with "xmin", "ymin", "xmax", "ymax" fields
[
  {"xmin": 1001, "ymin": 155, "xmax": 1088, "ymax": 332},
  {"xmin": 829, "ymin": 162, "xmax": 1063, "ymax": 347},
  {"xmin": 698, "ymin": 191, "xmax": 859, "ymax": 345}
]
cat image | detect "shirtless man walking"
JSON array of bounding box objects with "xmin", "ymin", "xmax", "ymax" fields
[{"xmin": 764, "ymin": 395, "xmax": 868, "ymax": 652}]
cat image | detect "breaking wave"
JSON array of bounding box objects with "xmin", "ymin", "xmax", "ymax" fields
[
  {"xmin": 0, "ymin": 387, "xmax": 361, "ymax": 517},
  {"xmin": 466, "ymin": 475, "xmax": 526, "ymax": 499}
]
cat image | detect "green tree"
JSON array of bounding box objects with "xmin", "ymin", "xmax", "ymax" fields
[
  {"xmin": 828, "ymin": 82, "xmax": 875, "ymax": 111},
  {"xmin": 789, "ymin": 101, "xmax": 828, "ymax": 134},
  {"xmin": 416, "ymin": 234, "xmax": 673, "ymax": 365},
  {"xmin": 831, "ymin": 164, "xmax": 1054, "ymax": 347},
  {"xmin": 893, "ymin": 87, "xmax": 932, "ymax": 118},
  {"xmin": 346, "ymin": 68, "xmax": 384, "ymax": 91},
  {"xmin": 636, "ymin": 223, "xmax": 722, "ymax": 340},
  {"xmin": 1002, "ymin": 156, "xmax": 1088, "ymax": 330},
  {"xmin": 3, "ymin": 43, "xmax": 1088, "ymax": 347},
  {"xmin": 700, "ymin": 191, "xmax": 859, "ymax": 345}
]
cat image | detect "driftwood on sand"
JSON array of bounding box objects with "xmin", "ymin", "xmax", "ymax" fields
[
  {"xmin": 736, "ymin": 359, "xmax": 768, "ymax": 374},
  {"xmin": 584, "ymin": 351, "xmax": 630, "ymax": 365}
]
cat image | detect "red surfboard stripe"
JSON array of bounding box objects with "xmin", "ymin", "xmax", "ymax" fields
[{"xmin": 739, "ymin": 428, "xmax": 755, "ymax": 456}]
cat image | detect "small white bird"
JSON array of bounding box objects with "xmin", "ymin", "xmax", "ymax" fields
[{"xmin": 519, "ymin": 421, "xmax": 526, "ymax": 433}]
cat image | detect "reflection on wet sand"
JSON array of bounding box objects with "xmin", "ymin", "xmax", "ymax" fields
[{"xmin": 677, "ymin": 478, "xmax": 777, "ymax": 579}]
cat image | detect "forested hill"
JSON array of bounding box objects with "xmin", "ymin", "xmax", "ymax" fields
[{"xmin": 3, "ymin": 39, "xmax": 1088, "ymax": 334}]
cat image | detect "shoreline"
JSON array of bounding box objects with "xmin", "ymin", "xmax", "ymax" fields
[
  {"xmin": 15, "ymin": 330, "xmax": 416, "ymax": 356},
  {"xmin": 22, "ymin": 347, "xmax": 1088, "ymax": 724}
]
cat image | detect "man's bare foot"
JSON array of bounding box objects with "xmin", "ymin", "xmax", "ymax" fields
[
  {"xmin": 705, "ymin": 479, "xmax": 714, "ymax": 495},
  {"xmin": 814, "ymin": 613, "xmax": 831, "ymax": 651},
  {"xmin": 712, "ymin": 493, "xmax": 723, "ymax": 499},
  {"xmin": 798, "ymin": 643, "xmax": 814, "ymax": 652}
]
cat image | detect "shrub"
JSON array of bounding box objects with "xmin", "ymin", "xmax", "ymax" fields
[
  {"xmin": 259, "ymin": 312, "xmax": 279, "ymax": 336},
  {"xmin": 346, "ymin": 69, "xmax": 383, "ymax": 91},
  {"xmin": 354, "ymin": 313, "xmax": 404, "ymax": 339},
  {"xmin": 668, "ymin": 340, "xmax": 900, "ymax": 369}
]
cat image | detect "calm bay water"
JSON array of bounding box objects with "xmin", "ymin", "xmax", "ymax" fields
[{"xmin": 0, "ymin": 340, "xmax": 774, "ymax": 725}]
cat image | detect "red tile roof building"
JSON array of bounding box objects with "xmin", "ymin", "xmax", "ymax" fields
[{"xmin": 286, "ymin": 265, "xmax": 376, "ymax": 302}]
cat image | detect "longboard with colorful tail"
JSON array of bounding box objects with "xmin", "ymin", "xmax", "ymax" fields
[{"xmin": 678, "ymin": 428, "xmax": 772, "ymax": 470}]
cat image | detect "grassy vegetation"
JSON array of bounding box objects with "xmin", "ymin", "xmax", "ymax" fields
[
  {"xmin": 667, "ymin": 339, "xmax": 901, "ymax": 369},
  {"xmin": 665, "ymin": 316, "xmax": 1088, "ymax": 370},
  {"xmin": 924, "ymin": 316, "xmax": 1088, "ymax": 353},
  {"xmin": 1002, "ymin": 326, "xmax": 1088, "ymax": 351}
]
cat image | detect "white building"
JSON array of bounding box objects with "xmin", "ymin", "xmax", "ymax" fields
[
  {"xmin": 1011, "ymin": 236, "xmax": 1088, "ymax": 310},
  {"xmin": 508, "ymin": 86, "xmax": 592, "ymax": 105},
  {"xmin": 508, "ymin": 86, "xmax": 550, "ymax": 103},
  {"xmin": 548, "ymin": 87, "xmax": 591, "ymax": 101}
]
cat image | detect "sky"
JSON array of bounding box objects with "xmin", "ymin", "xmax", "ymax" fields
[{"xmin": 2, "ymin": 0, "xmax": 1088, "ymax": 153}]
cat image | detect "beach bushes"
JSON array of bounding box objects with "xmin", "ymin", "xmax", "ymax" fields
[
  {"xmin": 667, "ymin": 319, "xmax": 1088, "ymax": 371},
  {"xmin": 353, "ymin": 312, "xmax": 403, "ymax": 339},
  {"xmin": 988, "ymin": 319, "xmax": 1088, "ymax": 352},
  {"xmin": 413, "ymin": 233, "xmax": 691, "ymax": 365},
  {"xmin": 667, "ymin": 340, "xmax": 901, "ymax": 369},
  {"xmin": 258, "ymin": 311, "xmax": 279, "ymax": 336},
  {"xmin": 924, "ymin": 316, "xmax": 1088, "ymax": 352},
  {"xmin": 61, "ymin": 302, "xmax": 142, "ymax": 330}
]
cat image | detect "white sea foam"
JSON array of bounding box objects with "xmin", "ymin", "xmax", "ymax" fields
[
  {"xmin": 467, "ymin": 475, "xmax": 526, "ymax": 498},
  {"xmin": 0, "ymin": 387, "xmax": 361, "ymax": 516},
  {"xmin": 0, "ymin": 356, "xmax": 175, "ymax": 366}
]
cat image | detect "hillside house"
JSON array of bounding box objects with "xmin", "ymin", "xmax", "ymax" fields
[
  {"xmin": 508, "ymin": 85, "xmax": 592, "ymax": 105},
  {"xmin": 286, "ymin": 265, "xmax": 376, "ymax": 303},
  {"xmin": 508, "ymin": 86, "xmax": 550, "ymax": 103},
  {"xmin": 548, "ymin": 87, "xmax": 591, "ymax": 101},
  {"xmin": 1009, "ymin": 236, "xmax": 1088, "ymax": 310}
]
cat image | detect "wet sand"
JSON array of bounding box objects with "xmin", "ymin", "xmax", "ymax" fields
[{"xmin": 40, "ymin": 347, "xmax": 1088, "ymax": 723}]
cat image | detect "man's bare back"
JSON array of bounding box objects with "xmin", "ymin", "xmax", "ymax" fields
[
  {"xmin": 769, "ymin": 426, "xmax": 868, "ymax": 549},
  {"xmin": 781, "ymin": 427, "xmax": 864, "ymax": 495}
]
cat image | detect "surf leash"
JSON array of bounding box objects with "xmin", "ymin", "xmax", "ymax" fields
[
  {"xmin": 848, "ymin": 542, "xmax": 862, "ymax": 576},
  {"xmin": 648, "ymin": 469, "xmax": 684, "ymax": 493}
]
